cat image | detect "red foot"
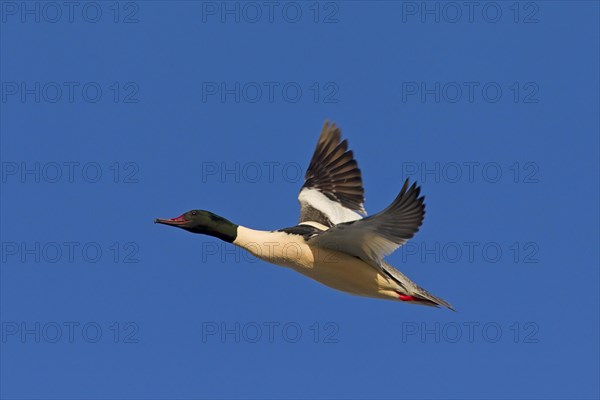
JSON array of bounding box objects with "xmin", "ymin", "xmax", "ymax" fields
[{"xmin": 398, "ymin": 294, "xmax": 417, "ymax": 302}]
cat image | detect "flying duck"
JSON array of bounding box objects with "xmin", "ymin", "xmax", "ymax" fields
[{"xmin": 156, "ymin": 121, "xmax": 453, "ymax": 309}]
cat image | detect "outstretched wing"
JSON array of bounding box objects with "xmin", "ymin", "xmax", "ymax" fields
[
  {"xmin": 298, "ymin": 121, "xmax": 366, "ymax": 227},
  {"xmin": 308, "ymin": 179, "xmax": 425, "ymax": 264}
]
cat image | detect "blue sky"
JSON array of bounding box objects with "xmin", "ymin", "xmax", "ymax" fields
[{"xmin": 1, "ymin": 1, "xmax": 598, "ymax": 399}]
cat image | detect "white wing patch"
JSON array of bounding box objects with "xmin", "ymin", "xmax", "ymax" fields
[
  {"xmin": 298, "ymin": 188, "xmax": 364, "ymax": 226},
  {"xmin": 297, "ymin": 121, "xmax": 366, "ymax": 227}
]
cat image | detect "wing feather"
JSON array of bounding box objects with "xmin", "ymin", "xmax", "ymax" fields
[
  {"xmin": 308, "ymin": 179, "xmax": 425, "ymax": 263},
  {"xmin": 298, "ymin": 121, "xmax": 366, "ymax": 227}
]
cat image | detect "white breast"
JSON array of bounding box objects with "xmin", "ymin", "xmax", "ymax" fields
[{"xmin": 233, "ymin": 226, "xmax": 315, "ymax": 269}]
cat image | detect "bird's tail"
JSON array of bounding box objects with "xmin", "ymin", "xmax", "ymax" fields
[
  {"xmin": 409, "ymin": 286, "xmax": 455, "ymax": 311},
  {"xmin": 381, "ymin": 261, "xmax": 455, "ymax": 311}
]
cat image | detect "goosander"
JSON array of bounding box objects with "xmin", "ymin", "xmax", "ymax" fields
[{"xmin": 156, "ymin": 121, "xmax": 453, "ymax": 309}]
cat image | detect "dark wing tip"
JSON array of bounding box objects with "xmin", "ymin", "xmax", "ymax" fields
[{"xmin": 377, "ymin": 179, "xmax": 427, "ymax": 240}]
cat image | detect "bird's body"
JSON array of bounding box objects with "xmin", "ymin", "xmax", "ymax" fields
[
  {"xmin": 156, "ymin": 121, "xmax": 453, "ymax": 309},
  {"xmin": 234, "ymin": 225, "xmax": 399, "ymax": 300}
]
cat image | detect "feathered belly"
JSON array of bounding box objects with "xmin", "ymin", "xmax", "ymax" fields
[{"xmin": 291, "ymin": 248, "xmax": 400, "ymax": 300}]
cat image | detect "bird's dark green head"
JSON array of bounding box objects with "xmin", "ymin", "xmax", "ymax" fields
[{"xmin": 155, "ymin": 210, "xmax": 238, "ymax": 243}]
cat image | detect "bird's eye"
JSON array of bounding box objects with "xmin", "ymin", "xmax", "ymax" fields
[{"xmin": 191, "ymin": 211, "xmax": 197, "ymax": 215}]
